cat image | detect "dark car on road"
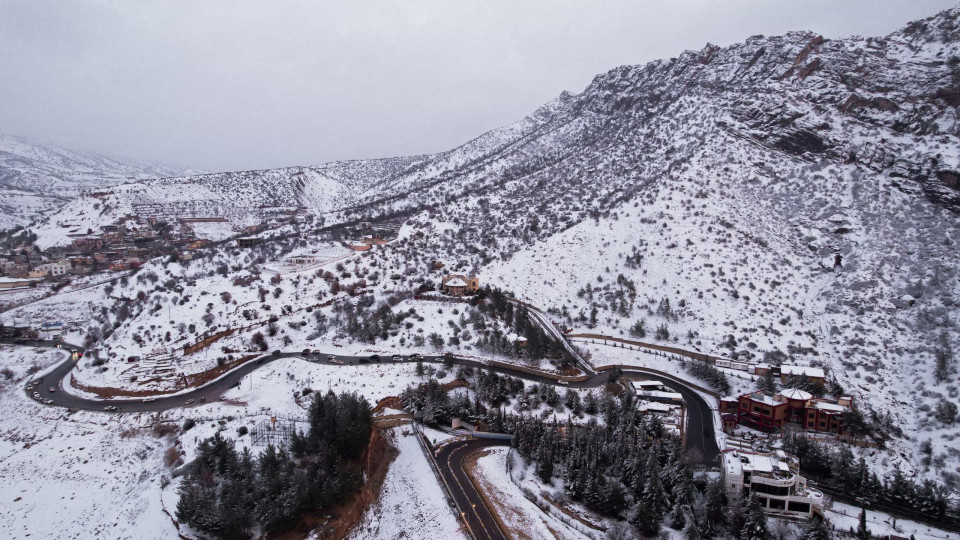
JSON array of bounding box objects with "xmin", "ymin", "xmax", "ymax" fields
[{"xmin": 369, "ymin": 355, "xmax": 380, "ymax": 362}]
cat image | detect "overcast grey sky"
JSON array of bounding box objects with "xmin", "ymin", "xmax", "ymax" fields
[{"xmin": 0, "ymin": 0, "xmax": 956, "ymax": 172}]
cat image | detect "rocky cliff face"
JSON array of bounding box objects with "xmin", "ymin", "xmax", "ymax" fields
[{"xmin": 573, "ymin": 7, "xmax": 960, "ymax": 207}]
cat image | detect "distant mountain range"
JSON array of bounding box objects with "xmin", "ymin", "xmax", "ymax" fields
[{"xmin": 0, "ymin": 132, "xmax": 199, "ymax": 229}]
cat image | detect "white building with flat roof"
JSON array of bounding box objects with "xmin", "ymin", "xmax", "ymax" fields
[
  {"xmin": 34, "ymin": 261, "xmax": 71, "ymax": 277},
  {"xmin": 631, "ymin": 380, "xmax": 684, "ymax": 403},
  {"xmin": 39, "ymin": 321, "xmax": 65, "ymax": 341},
  {"xmin": 780, "ymin": 365, "xmax": 825, "ymax": 381},
  {"xmin": 721, "ymin": 449, "xmax": 824, "ymax": 519}
]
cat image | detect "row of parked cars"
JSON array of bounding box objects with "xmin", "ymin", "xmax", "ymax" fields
[
  {"xmin": 295, "ymin": 349, "xmax": 430, "ymax": 365},
  {"xmin": 358, "ymin": 353, "xmax": 424, "ymax": 364}
]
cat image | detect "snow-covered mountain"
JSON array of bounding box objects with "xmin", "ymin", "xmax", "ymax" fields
[
  {"xmin": 25, "ymin": 4, "xmax": 960, "ymax": 477},
  {"xmin": 344, "ymin": 6, "xmax": 960, "ymax": 477},
  {"xmin": 0, "ymin": 133, "xmax": 197, "ymax": 229}
]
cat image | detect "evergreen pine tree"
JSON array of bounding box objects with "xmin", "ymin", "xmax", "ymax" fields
[
  {"xmin": 683, "ymin": 513, "xmax": 703, "ymax": 540},
  {"xmin": 800, "ymin": 516, "xmax": 834, "ymax": 540},
  {"xmin": 602, "ymin": 481, "xmax": 628, "ymax": 518},
  {"xmin": 634, "ymin": 452, "xmax": 668, "ymax": 536},
  {"xmin": 670, "ymin": 503, "xmax": 688, "ymax": 531},
  {"xmin": 740, "ymin": 495, "xmax": 770, "ymax": 540},
  {"xmin": 855, "ymin": 507, "xmax": 871, "ymax": 540},
  {"xmin": 705, "ymin": 477, "xmax": 728, "ymax": 530},
  {"xmin": 758, "ymin": 370, "xmax": 778, "ymax": 393},
  {"xmin": 535, "ymin": 443, "xmax": 553, "ymax": 484}
]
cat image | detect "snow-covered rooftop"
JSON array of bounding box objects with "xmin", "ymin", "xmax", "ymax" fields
[
  {"xmin": 780, "ymin": 388, "xmax": 813, "ymax": 401},
  {"xmin": 781, "ymin": 365, "xmax": 825, "ymax": 379},
  {"xmin": 636, "ymin": 389, "xmax": 684, "ymax": 402},
  {"xmin": 746, "ymin": 391, "xmax": 781, "ymax": 407},
  {"xmin": 813, "ymin": 401, "xmax": 848, "ymax": 413},
  {"xmin": 632, "ymin": 380, "xmax": 668, "ymax": 389}
]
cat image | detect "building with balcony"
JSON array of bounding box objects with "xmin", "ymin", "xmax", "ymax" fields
[
  {"xmin": 734, "ymin": 391, "xmax": 789, "ymax": 431},
  {"xmin": 33, "ymin": 261, "xmax": 72, "ymax": 277},
  {"xmin": 720, "ymin": 389, "xmax": 853, "ymax": 435},
  {"xmin": 721, "ymin": 449, "xmax": 824, "ymax": 519}
]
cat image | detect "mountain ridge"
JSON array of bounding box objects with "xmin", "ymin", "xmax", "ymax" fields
[{"xmin": 0, "ymin": 132, "xmax": 199, "ymax": 229}]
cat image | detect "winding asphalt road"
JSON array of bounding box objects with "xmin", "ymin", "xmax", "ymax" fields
[
  {"xmin": 7, "ymin": 337, "xmax": 720, "ymax": 540},
  {"xmin": 435, "ymin": 438, "xmax": 511, "ymax": 540},
  {"xmin": 7, "ymin": 338, "xmax": 720, "ymax": 462}
]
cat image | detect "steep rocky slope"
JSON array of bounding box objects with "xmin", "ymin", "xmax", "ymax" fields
[{"xmin": 347, "ymin": 6, "xmax": 960, "ymax": 479}]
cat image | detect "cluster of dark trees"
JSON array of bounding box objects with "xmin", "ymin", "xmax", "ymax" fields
[
  {"xmin": 176, "ymin": 391, "xmax": 372, "ymax": 540},
  {"xmin": 784, "ymin": 432, "xmax": 959, "ymax": 527},
  {"xmin": 472, "ymin": 287, "xmax": 576, "ymax": 366},
  {"xmin": 681, "ymin": 357, "xmax": 731, "ymax": 394},
  {"xmin": 509, "ymin": 398, "xmax": 796, "ymax": 539},
  {"xmin": 474, "ymin": 369, "xmax": 526, "ymax": 406},
  {"xmin": 400, "ymin": 370, "xmax": 529, "ymax": 423},
  {"xmin": 0, "ymin": 227, "xmax": 38, "ymax": 250},
  {"xmin": 400, "ymin": 378, "xmax": 474, "ymax": 424},
  {"xmin": 402, "ymin": 368, "xmax": 609, "ymax": 429},
  {"xmin": 330, "ymin": 292, "xmax": 414, "ymax": 344},
  {"xmin": 575, "ymin": 274, "xmax": 639, "ymax": 318}
]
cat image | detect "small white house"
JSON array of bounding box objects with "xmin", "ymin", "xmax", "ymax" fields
[
  {"xmin": 34, "ymin": 261, "xmax": 72, "ymax": 277},
  {"xmin": 40, "ymin": 321, "xmax": 65, "ymax": 341},
  {"xmin": 631, "ymin": 380, "xmax": 683, "ymax": 403},
  {"xmin": 287, "ymin": 255, "xmax": 320, "ymax": 267}
]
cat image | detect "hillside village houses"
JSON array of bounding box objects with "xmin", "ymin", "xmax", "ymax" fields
[
  {"xmin": 715, "ymin": 359, "xmax": 826, "ymax": 386},
  {"xmin": 2, "ymin": 214, "xmax": 233, "ymax": 284}
]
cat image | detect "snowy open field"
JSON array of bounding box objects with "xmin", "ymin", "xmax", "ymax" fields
[
  {"xmin": 0, "ymin": 345, "xmax": 457, "ymax": 540},
  {"xmin": 345, "ymin": 427, "xmax": 467, "ymax": 540},
  {"xmin": 0, "ymin": 347, "xmax": 178, "ymax": 540}
]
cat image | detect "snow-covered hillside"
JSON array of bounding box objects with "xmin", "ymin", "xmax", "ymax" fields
[
  {"xmin": 20, "ymin": 6, "xmax": 960, "ymax": 478},
  {"xmin": 0, "ymin": 133, "xmax": 196, "ymax": 229},
  {"xmin": 344, "ymin": 6, "xmax": 960, "ymax": 481},
  {"xmin": 6, "ymin": 5, "xmax": 960, "ymax": 530}
]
